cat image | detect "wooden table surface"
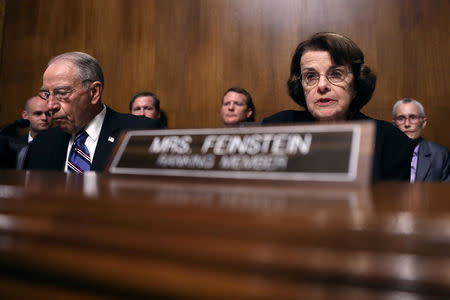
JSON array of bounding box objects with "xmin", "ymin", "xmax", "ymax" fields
[{"xmin": 0, "ymin": 170, "xmax": 449, "ymax": 299}]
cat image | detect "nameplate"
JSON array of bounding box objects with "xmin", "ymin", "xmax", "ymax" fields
[{"xmin": 107, "ymin": 122, "xmax": 375, "ymax": 185}]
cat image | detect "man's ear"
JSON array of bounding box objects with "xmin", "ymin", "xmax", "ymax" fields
[
  {"xmin": 22, "ymin": 110, "xmax": 28, "ymax": 120},
  {"xmin": 90, "ymin": 81, "xmax": 103, "ymax": 105},
  {"xmin": 421, "ymin": 117, "xmax": 427, "ymax": 129},
  {"xmin": 246, "ymin": 108, "xmax": 253, "ymax": 119}
]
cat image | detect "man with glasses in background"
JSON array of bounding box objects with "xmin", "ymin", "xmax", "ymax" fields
[
  {"xmin": 25, "ymin": 52, "xmax": 162, "ymax": 172},
  {"xmin": 393, "ymin": 98, "xmax": 449, "ymax": 182}
]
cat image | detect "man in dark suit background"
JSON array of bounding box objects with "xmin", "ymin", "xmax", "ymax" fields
[
  {"xmin": 25, "ymin": 51, "xmax": 162, "ymax": 172},
  {"xmin": 12, "ymin": 95, "xmax": 53, "ymax": 169},
  {"xmin": 129, "ymin": 91, "xmax": 168, "ymax": 127},
  {"xmin": 221, "ymin": 87, "xmax": 255, "ymax": 127},
  {"xmin": 20, "ymin": 95, "xmax": 53, "ymax": 144},
  {"xmin": 393, "ymin": 98, "xmax": 449, "ymax": 182},
  {"xmin": 129, "ymin": 91, "xmax": 161, "ymax": 120}
]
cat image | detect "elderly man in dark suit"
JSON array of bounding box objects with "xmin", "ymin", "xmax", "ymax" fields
[
  {"xmin": 393, "ymin": 98, "xmax": 449, "ymax": 182},
  {"xmin": 25, "ymin": 52, "xmax": 162, "ymax": 172}
]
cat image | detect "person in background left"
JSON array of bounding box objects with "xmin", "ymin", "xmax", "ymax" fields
[
  {"xmin": 10, "ymin": 95, "xmax": 52, "ymax": 157},
  {"xmin": 25, "ymin": 51, "xmax": 162, "ymax": 172},
  {"xmin": 392, "ymin": 98, "xmax": 449, "ymax": 182},
  {"xmin": 20, "ymin": 95, "xmax": 53, "ymax": 143},
  {"xmin": 12, "ymin": 96, "xmax": 53, "ymax": 169},
  {"xmin": 221, "ymin": 87, "xmax": 255, "ymax": 127}
]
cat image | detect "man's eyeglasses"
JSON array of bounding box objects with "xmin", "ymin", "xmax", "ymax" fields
[
  {"xmin": 38, "ymin": 87, "xmax": 75, "ymax": 102},
  {"xmin": 38, "ymin": 80, "xmax": 93, "ymax": 102},
  {"xmin": 301, "ymin": 67, "xmax": 352, "ymax": 87},
  {"xmin": 394, "ymin": 114, "xmax": 423, "ymax": 124}
]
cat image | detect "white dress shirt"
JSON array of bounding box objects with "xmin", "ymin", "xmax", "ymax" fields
[{"xmin": 64, "ymin": 105, "xmax": 107, "ymax": 172}]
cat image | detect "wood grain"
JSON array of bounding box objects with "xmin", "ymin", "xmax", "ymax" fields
[{"xmin": 0, "ymin": 170, "xmax": 450, "ymax": 299}]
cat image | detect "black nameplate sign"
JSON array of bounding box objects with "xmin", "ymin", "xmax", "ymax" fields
[{"xmin": 107, "ymin": 122, "xmax": 375, "ymax": 185}]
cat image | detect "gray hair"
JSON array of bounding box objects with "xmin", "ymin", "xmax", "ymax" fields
[
  {"xmin": 392, "ymin": 98, "xmax": 425, "ymax": 118},
  {"xmin": 47, "ymin": 52, "xmax": 104, "ymax": 90}
]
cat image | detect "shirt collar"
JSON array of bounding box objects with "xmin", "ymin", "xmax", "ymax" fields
[
  {"xmin": 27, "ymin": 132, "xmax": 34, "ymax": 143},
  {"xmin": 76, "ymin": 104, "xmax": 107, "ymax": 142}
]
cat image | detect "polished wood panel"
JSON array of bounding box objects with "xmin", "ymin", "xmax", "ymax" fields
[
  {"xmin": 0, "ymin": 0, "xmax": 448, "ymax": 147},
  {"xmin": 0, "ymin": 170, "xmax": 450, "ymax": 299},
  {"xmin": 0, "ymin": 0, "xmax": 4, "ymax": 67}
]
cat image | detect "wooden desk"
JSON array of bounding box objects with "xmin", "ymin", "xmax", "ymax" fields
[{"xmin": 0, "ymin": 170, "xmax": 449, "ymax": 299}]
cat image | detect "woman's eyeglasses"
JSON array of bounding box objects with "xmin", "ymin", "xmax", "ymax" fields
[{"xmin": 301, "ymin": 67, "xmax": 351, "ymax": 87}]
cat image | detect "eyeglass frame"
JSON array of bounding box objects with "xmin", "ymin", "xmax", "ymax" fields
[
  {"xmin": 393, "ymin": 114, "xmax": 425, "ymax": 124},
  {"xmin": 300, "ymin": 66, "xmax": 352, "ymax": 87},
  {"xmin": 38, "ymin": 79, "xmax": 94, "ymax": 102}
]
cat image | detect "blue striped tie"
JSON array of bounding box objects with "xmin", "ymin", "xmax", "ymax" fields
[{"xmin": 68, "ymin": 130, "xmax": 91, "ymax": 173}]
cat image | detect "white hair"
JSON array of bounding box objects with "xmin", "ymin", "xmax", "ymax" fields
[
  {"xmin": 392, "ymin": 98, "xmax": 425, "ymax": 118},
  {"xmin": 48, "ymin": 52, "xmax": 104, "ymax": 90}
]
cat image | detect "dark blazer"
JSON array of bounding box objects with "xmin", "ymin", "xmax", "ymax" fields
[
  {"xmin": 416, "ymin": 139, "xmax": 449, "ymax": 182},
  {"xmin": 262, "ymin": 110, "xmax": 415, "ymax": 181},
  {"xmin": 12, "ymin": 134, "xmax": 28, "ymax": 151},
  {"xmin": 13, "ymin": 134, "xmax": 30, "ymax": 170},
  {"xmin": 0, "ymin": 136, "xmax": 16, "ymax": 169},
  {"xmin": 25, "ymin": 106, "xmax": 162, "ymax": 172},
  {"xmin": 0, "ymin": 134, "xmax": 29, "ymax": 169}
]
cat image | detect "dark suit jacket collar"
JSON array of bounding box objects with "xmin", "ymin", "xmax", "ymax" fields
[
  {"xmin": 16, "ymin": 133, "xmax": 29, "ymax": 147},
  {"xmin": 49, "ymin": 128, "xmax": 72, "ymax": 171},
  {"xmin": 416, "ymin": 139, "xmax": 432, "ymax": 180},
  {"xmin": 7, "ymin": 133, "xmax": 30, "ymax": 153},
  {"xmin": 91, "ymin": 105, "xmax": 129, "ymax": 171},
  {"xmin": 19, "ymin": 133, "xmax": 29, "ymax": 144}
]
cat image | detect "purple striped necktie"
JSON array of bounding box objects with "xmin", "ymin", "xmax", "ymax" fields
[
  {"xmin": 410, "ymin": 143, "xmax": 419, "ymax": 183},
  {"xmin": 67, "ymin": 130, "xmax": 91, "ymax": 173}
]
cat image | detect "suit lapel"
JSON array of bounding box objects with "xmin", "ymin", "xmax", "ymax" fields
[
  {"xmin": 57, "ymin": 133, "xmax": 72, "ymax": 170},
  {"xmin": 19, "ymin": 134, "xmax": 28, "ymax": 145},
  {"xmin": 45, "ymin": 128, "xmax": 70, "ymax": 171},
  {"xmin": 416, "ymin": 140, "xmax": 432, "ymax": 181},
  {"xmin": 91, "ymin": 106, "xmax": 120, "ymax": 171}
]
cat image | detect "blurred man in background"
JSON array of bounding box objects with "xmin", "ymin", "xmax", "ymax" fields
[
  {"xmin": 129, "ymin": 91, "xmax": 167, "ymax": 127},
  {"xmin": 129, "ymin": 91, "xmax": 161, "ymax": 119},
  {"xmin": 392, "ymin": 98, "xmax": 449, "ymax": 182},
  {"xmin": 221, "ymin": 87, "xmax": 255, "ymax": 127},
  {"xmin": 12, "ymin": 96, "xmax": 53, "ymax": 169},
  {"xmin": 20, "ymin": 95, "xmax": 53, "ymax": 143}
]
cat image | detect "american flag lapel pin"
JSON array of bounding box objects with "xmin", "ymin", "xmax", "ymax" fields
[{"xmin": 108, "ymin": 136, "xmax": 115, "ymax": 143}]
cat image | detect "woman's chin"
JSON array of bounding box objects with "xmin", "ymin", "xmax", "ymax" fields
[{"xmin": 314, "ymin": 113, "xmax": 339, "ymax": 122}]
